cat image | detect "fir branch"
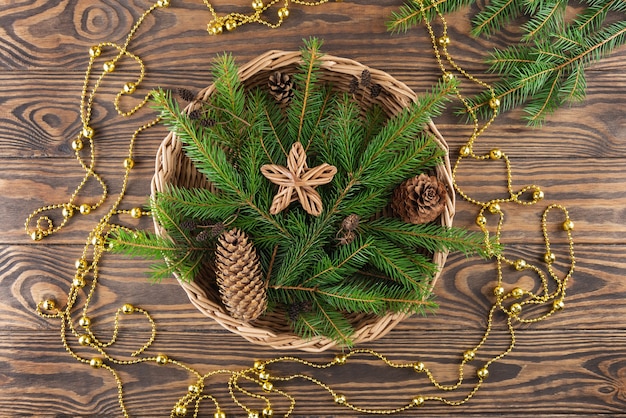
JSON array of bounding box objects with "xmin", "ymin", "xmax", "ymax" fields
[
  {"xmin": 471, "ymin": 0, "xmax": 525, "ymax": 38},
  {"xmin": 323, "ymin": 93, "xmax": 365, "ymax": 178},
  {"xmin": 152, "ymin": 88, "xmax": 291, "ymax": 237},
  {"xmin": 369, "ymin": 238, "xmax": 438, "ymax": 292},
  {"xmin": 301, "ymin": 236, "xmax": 374, "ymax": 287},
  {"xmin": 152, "ymin": 88, "xmax": 242, "ymax": 196},
  {"xmin": 319, "ymin": 278, "xmax": 434, "ymax": 315},
  {"xmin": 271, "ymin": 214, "xmax": 334, "ymax": 287},
  {"xmin": 387, "ymin": 0, "xmax": 475, "ymax": 33},
  {"xmin": 155, "ymin": 187, "xmax": 242, "ymax": 221},
  {"xmin": 521, "ymin": 0, "xmax": 568, "ymax": 41},
  {"xmin": 358, "ymin": 78, "xmax": 455, "ymax": 174},
  {"xmin": 364, "ymin": 217, "xmax": 496, "ymax": 257},
  {"xmin": 390, "ymin": 0, "xmax": 626, "ymax": 124},
  {"xmin": 287, "ymin": 38, "xmax": 327, "ymax": 149},
  {"xmin": 293, "ymin": 299, "xmax": 354, "ymax": 345},
  {"xmin": 210, "ymin": 53, "xmax": 246, "ymax": 141}
]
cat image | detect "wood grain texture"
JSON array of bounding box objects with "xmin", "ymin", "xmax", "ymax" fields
[{"xmin": 1, "ymin": 0, "xmax": 625, "ymax": 417}]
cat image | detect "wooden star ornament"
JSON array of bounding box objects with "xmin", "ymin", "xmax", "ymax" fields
[{"xmin": 261, "ymin": 141, "xmax": 337, "ymax": 216}]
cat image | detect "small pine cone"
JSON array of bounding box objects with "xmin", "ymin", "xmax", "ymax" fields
[
  {"xmin": 360, "ymin": 69, "xmax": 372, "ymax": 89},
  {"xmin": 268, "ymin": 71, "xmax": 295, "ymax": 104},
  {"xmin": 200, "ymin": 118, "xmax": 216, "ymax": 127},
  {"xmin": 287, "ymin": 300, "xmax": 312, "ymax": 322},
  {"xmin": 195, "ymin": 229, "xmax": 211, "ymax": 242},
  {"xmin": 370, "ymin": 83, "xmax": 382, "ymax": 98},
  {"xmin": 180, "ymin": 219, "xmax": 197, "ymax": 231},
  {"xmin": 187, "ymin": 109, "xmax": 202, "ymax": 120},
  {"xmin": 349, "ymin": 76, "xmax": 359, "ymax": 94},
  {"xmin": 178, "ymin": 87, "xmax": 196, "ymax": 102},
  {"xmin": 391, "ymin": 173, "xmax": 448, "ymax": 224},
  {"xmin": 214, "ymin": 228, "xmax": 267, "ymax": 321}
]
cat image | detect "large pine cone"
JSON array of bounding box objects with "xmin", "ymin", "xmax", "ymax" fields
[
  {"xmin": 391, "ymin": 173, "xmax": 448, "ymax": 224},
  {"xmin": 214, "ymin": 228, "xmax": 267, "ymax": 321},
  {"xmin": 268, "ymin": 71, "xmax": 295, "ymax": 104}
]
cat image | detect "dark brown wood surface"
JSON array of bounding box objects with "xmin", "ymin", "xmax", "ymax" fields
[{"xmin": 2, "ymin": 1, "xmax": 625, "ymax": 417}]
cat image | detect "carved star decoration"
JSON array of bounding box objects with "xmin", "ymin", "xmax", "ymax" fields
[{"xmin": 260, "ymin": 141, "xmax": 337, "ymax": 216}]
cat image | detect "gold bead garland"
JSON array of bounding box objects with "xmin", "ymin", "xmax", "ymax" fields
[{"xmin": 24, "ymin": 0, "xmax": 575, "ymax": 417}]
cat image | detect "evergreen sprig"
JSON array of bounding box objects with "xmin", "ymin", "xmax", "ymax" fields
[
  {"xmin": 389, "ymin": 0, "xmax": 626, "ymax": 125},
  {"xmin": 112, "ymin": 39, "xmax": 494, "ymax": 346}
]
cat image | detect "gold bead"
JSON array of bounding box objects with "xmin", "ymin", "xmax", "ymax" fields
[
  {"xmin": 262, "ymin": 381, "xmax": 273, "ymax": 392},
  {"xmin": 214, "ymin": 411, "xmax": 226, "ymax": 418},
  {"xmin": 103, "ymin": 61, "xmax": 115, "ymax": 73},
  {"xmin": 208, "ymin": 22, "xmax": 223, "ymax": 35},
  {"xmin": 75, "ymin": 259, "xmax": 88, "ymax": 270},
  {"xmin": 90, "ymin": 357, "xmax": 103, "ymax": 368},
  {"xmin": 72, "ymin": 276, "xmax": 86, "ymax": 288},
  {"xmin": 489, "ymin": 148, "xmax": 503, "ymax": 160},
  {"xmin": 79, "ymin": 316, "xmax": 91, "ymax": 327},
  {"xmin": 262, "ymin": 408, "xmax": 273, "ymax": 418},
  {"xmin": 334, "ymin": 354, "xmax": 347, "ymax": 365},
  {"xmin": 123, "ymin": 82, "xmax": 136, "ymax": 94},
  {"xmin": 42, "ymin": 299, "xmax": 56, "ymax": 310},
  {"xmin": 533, "ymin": 189, "xmax": 544, "ymax": 201},
  {"xmin": 463, "ymin": 350, "xmax": 475, "ymax": 362},
  {"xmin": 82, "ymin": 126, "xmax": 94, "ymax": 139},
  {"xmin": 130, "ymin": 207, "xmax": 143, "ymax": 219},
  {"xmin": 443, "ymin": 72, "xmax": 455, "ymax": 82},
  {"xmin": 89, "ymin": 46, "xmax": 102, "ymax": 58},
  {"xmin": 413, "ymin": 362, "xmax": 425, "ymax": 372},
  {"xmin": 493, "ymin": 286, "xmax": 505, "ymax": 297},
  {"xmin": 411, "ymin": 396, "xmax": 425, "ymax": 407},
  {"xmin": 544, "ymin": 251, "xmax": 556, "ymax": 264},
  {"xmin": 553, "ymin": 299, "xmax": 565, "ymax": 310},
  {"xmin": 122, "ymin": 303, "xmax": 135, "ymax": 314},
  {"xmin": 334, "ymin": 394, "xmax": 347, "ymax": 404},
  {"xmin": 253, "ymin": 360, "xmax": 265, "ymax": 371},
  {"xmin": 156, "ymin": 354, "xmax": 169, "ymax": 365},
  {"xmin": 563, "ymin": 219, "xmax": 575, "ymax": 231},
  {"xmin": 277, "ymin": 7, "xmax": 289, "ymax": 19},
  {"xmin": 477, "ymin": 367, "xmax": 489, "ymax": 379},
  {"xmin": 258, "ymin": 371, "xmax": 270, "ymax": 381},
  {"xmin": 79, "ymin": 204, "xmax": 91, "ymax": 215},
  {"xmin": 248, "ymin": 412, "xmax": 259, "ymax": 418},
  {"xmin": 188, "ymin": 384, "xmax": 200, "ymax": 394},
  {"xmin": 78, "ymin": 334, "xmax": 92, "ymax": 346},
  {"xmin": 225, "ymin": 19, "xmax": 237, "ymax": 31},
  {"xmin": 31, "ymin": 230, "xmax": 43, "ymax": 241},
  {"xmin": 514, "ymin": 259, "xmax": 527, "ymax": 270},
  {"xmin": 476, "ymin": 215, "xmax": 487, "ymax": 226},
  {"xmin": 511, "ymin": 287, "xmax": 524, "ymax": 298},
  {"xmin": 62, "ymin": 205, "xmax": 74, "ymax": 218},
  {"xmin": 488, "ymin": 202, "xmax": 501, "ymax": 213},
  {"xmin": 91, "ymin": 236, "xmax": 102, "ymax": 246},
  {"xmin": 438, "ymin": 36, "xmax": 450, "ymax": 46},
  {"xmin": 252, "ymin": 0, "xmax": 264, "ymax": 11},
  {"xmin": 71, "ymin": 139, "xmax": 84, "ymax": 151},
  {"xmin": 157, "ymin": 0, "xmax": 170, "ymax": 7},
  {"xmin": 123, "ymin": 158, "xmax": 134, "ymax": 169},
  {"xmin": 489, "ymin": 97, "xmax": 501, "ymax": 109},
  {"xmin": 459, "ymin": 145, "xmax": 471, "ymax": 157},
  {"xmin": 175, "ymin": 405, "xmax": 187, "ymax": 416},
  {"xmin": 510, "ymin": 303, "xmax": 522, "ymax": 316}
]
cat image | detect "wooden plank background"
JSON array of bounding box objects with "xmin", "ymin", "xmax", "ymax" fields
[{"xmin": 1, "ymin": 0, "xmax": 625, "ymax": 416}]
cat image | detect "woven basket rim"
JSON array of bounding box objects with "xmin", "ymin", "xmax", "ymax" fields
[{"xmin": 151, "ymin": 49, "xmax": 455, "ymax": 352}]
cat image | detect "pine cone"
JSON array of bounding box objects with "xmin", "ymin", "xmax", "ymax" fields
[
  {"xmin": 214, "ymin": 228, "xmax": 267, "ymax": 321},
  {"xmin": 391, "ymin": 173, "xmax": 448, "ymax": 224},
  {"xmin": 268, "ymin": 71, "xmax": 295, "ymax": 104}
]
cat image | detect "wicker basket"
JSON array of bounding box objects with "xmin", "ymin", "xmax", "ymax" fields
[{"xmin": 151, "ymin": 49, "xmax": 455, "ymax": 352}]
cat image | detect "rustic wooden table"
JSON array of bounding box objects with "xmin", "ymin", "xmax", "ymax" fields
[{"xmin": 2, "ymin": 1, "xmax": 625, "ymax": 417}]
